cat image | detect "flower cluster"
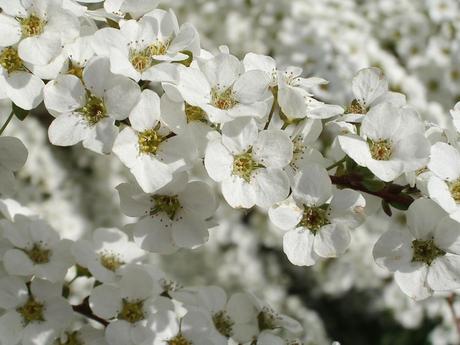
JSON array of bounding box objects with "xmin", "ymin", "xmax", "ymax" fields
[{"xmin": 1, "ymin": 0, "xmax": 460, "ymax": 344}]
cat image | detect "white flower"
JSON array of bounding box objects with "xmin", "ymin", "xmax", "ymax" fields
[
  {"xmin": 0, "ymin": 46, "xmax": 45, "ymax": 110},
  {"xmin": 44, "ymin": 56, "xmax": 140, "ymax": 154},
  {"xmin": 0, "ymin": 0, "xmax": 80, "ymax": 66},
  {"xmin": 205, "ymin": 117, "xmax": 292, "ymax": 208},
  {"xmin": 373, "ymin": 198, "xmax": 460, "ymax": 300},
  {"xmin": 116, "ymin": 174, "xmax": 217, "ymax": 253},
  {"xmin": 171, "ymin": 286, "xmax": 256, "ymax": 344},
  {"xmin": 0, "ymin": 277, "xmax": 73, "ymax": 345},
  {"xmin": 71, "ymin": 227, "xmax": 146, "ymax": 283},
  {"xmin": 112, "ymin": 89, "xmax": 191, "ymax": 193},
  {"xmin": 342, "ymin": 67, "xmax": 406, "ymax": 122},
  {"xmin": 175, "ymin": 52, "xmax": 271, "ymax": 123},
  {"xmin": 89, "ymin": 265, "xmax": 161, "ymax": 345},
  {"xmin": 427, "ymin": 142, "xmax": 460, "ymax": 222},
  {"xmin": 224, "ymin": 292, "xmax": 302, "ymax": 343},
  {"xmin": 270, "ymin": 163, "xmax": 365, "ymax": 266},
  {"xmin": 338, "ymin": 102, "xmax": 430, "ymax": 182},
  {"xmin": 56, "ymin": 326, "xmax": 108, "ymax": 345},
  {"xmin": 149, "ymin": 296, "xmax": 220, "ymax": 345},
  {"xmin": 0, "ymin": 214, "xmax": 74, "ymax": 282},
  {"xmin": 0, "ymin": 136, "xmax": 27, "ymax": 196},
  {"xmin": 93, "ymin": 10, "xmax": 199, "ymax": 82}
]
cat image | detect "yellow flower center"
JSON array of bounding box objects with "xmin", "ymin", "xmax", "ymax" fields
[
  {"xmin": 167, "ymin": 334, "xmax": 193, "ymax": 345},
  {"xmin": 118, "ymin": 299, "xmax": 144, "ymax": 323},
  {"xmin": 138, "ymin": 128, "xmax": 165, "ymax": 155},
  {"xmin": 0, "ymin": 47, "xmax": 24, "ymax": 73},
  {"xmin": 211, "ymin": 87, "xmax": 238, "ymax": 110},
  {"xmin": 67, "ymin": 61, "xmax": 83, "ymax": 79},
  {"xmin": 130, "ymin": 48, "xmax": 152, "ymax": 73},
  {"xmin": 232, "ymin": 150, "xmax": 259, "ymax": 182},
  {"xmin": 19, "ymin": 14, "xmax": 46, "ymax": 37},
  {"xmin": 346, "ymin": 99, "xmax": 366, "ymax": 114},
  {"xmin": 80, "ymin": 94, "xmax": 107, "ymax": 126},
  {"xmin": 299, "ymin": 206, "xmax": 330, "ymax": 234},
  {"xmin": 212, "ymin": 310, "xmax": 234, "ymax": 338},
  {"xmin": 150, "ymin": 195, "xmax": 181, "ymax": 220},
  {"xmin": 99, "ymin": 253, "xmax": 124, "ymax": 271},
  {"xmin": 257, "ymin": 308, "xmax": 280, "ymax": 331},
  {"xmin": 17, "ymin": 297, "xmax": 45, "ymax": 324},
  {"xmin": 148, "ymin": 39, "xmax": 170, "ymax": 56},
  {"xmin": 25, "ymin": 243, "xmax": 51, "ymax": 264},
  {"xmin": 449, "ymin": 179, "xmax": 460, "ymax": 203},
  {"xmin": 369, "ymin": 139, "xmax": 392, "ymax": 161},
  {"xmin": 411, "ymin": 239, "xmax": 445, "ymax": 265}
]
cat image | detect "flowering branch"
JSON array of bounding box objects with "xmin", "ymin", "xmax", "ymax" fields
[{"xmin": 72, "ymin": 298, "xmax": 109, "ymax": 327}]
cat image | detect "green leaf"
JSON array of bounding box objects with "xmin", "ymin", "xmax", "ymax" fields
[
  {"xmin": 381, "ymin": 200, "xmax": 392, "ymax": 217},
  {"xmin": 12, "ymin": 103, "xmax": 29, "ymax": 121},
  {"xmin": 362, "ymin": 179, "xmax": 386, "ymax": 192},
  {"xmin": 389, "ymin": 199, "xmax": 412, "ymax": 211}
]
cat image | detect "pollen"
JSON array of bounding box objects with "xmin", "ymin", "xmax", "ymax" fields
[
  {"xmin": 19, "ymin": 14, "xmax": 46, "ymax": 37},
  {"xmin": 17, "ymin": 297, "xmax": 45, "ymax": 324},
  {"xmin": 148, "ymin": 39, "xmax": 170, "ymax": 56},
  {"xmin": 232, "ymin": 150, "xmax": 258, "ymax": 182},
  {"xmin": 80, "ymin": 94, "xmax": 107, "ymax": 126},
  {"xmin": 167, "ymin": 334, "xmax": 193, "ymax": 345},
  {"xmin": 25, "ymin": 243, "xmax": 51, "ymax": 264},
  {"xmin": 99, "ymin": 253, "xmax": 124, "ymax": 271},
  {"xmin": 346, "ymin": 99, "xmax": 366, "ymax": 114},
  {"xmin": 211, "ymin": 87, "xmax": 238, "ymax": 110},
  {"xmin": 138, "ymin": 128, "xmax": 165, "ymax": 155},
  {"xmin": 290, "ymin": 137, "xmax": 305, "ymax": 172},
  {"xmin": 369, "ymin": 139, "xmax": 392, "ymax": 161},
  {"xmin": 449, "ymin": 180, "xmax": 460, "ymax": 203},
  {"xmin": 67, "ymin": 61, "xmax": 83, "ymax": 79},
  {"xmin": 411, "ymin": 239, "xmax": 445, "ymax": 265},
  {"xmin": 129, "ymin": 48, "xmax": 152, "ymax": 73},
  {"xmin": 150, "ymin": 195, "xmax": 181, "ymax": 220},
  {"xmin": 257, "ymin": 307, "xmax": 280, "ymax": 331},
  {"xmin": 0, "ymin": 47, "xmax": 24, "ymax": 73},
  {"xmin": 185, "ymin": 103, "xmax": 206, "ymax": 122},
  {"xmin": 118, "ymin": 299, "xmax": 144, "ymax": 323},
  {"xmin": 300, "ymin": 206, "xmax": 330, "ymax": 234},
  {"xmin": 212, "ymin": 310, "xmax": 234, "ymax": 338}
]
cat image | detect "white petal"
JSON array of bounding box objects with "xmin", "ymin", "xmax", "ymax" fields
[
  {"xmin": 180, "ymin": 181, "xmax": 217, "ymax": 219},
  {"xmin": 268, "ymin": 197, "xmax": 303, "ymax": 231},
  {"xmin": 406, "ymin": 198, "xmax": 446, "ymax": 240},
  {"xmin": 253, "ymin": 130, "xmax": 293, "ymax": 168},
  {"xmin": 278, "ymin": 86, "xmax": 306, "ymax": 119},
  {"xmin": 293, "ymin": 163, "xmax": 332, "ymax": 206},
  {"xmin": 18, "ymin": 35, "xmax": 61, "ymax": 66},
  {"xmin": 82, "ymin": 118, "xmax": 118, "ymax": 154},
  {"xmin": 0, "ymin": 136, "xmax": 28, "ymax": 171},
  {"xmin": 221, "ymin": 175, "xmax": 256, "ymax": 209},
  {"xmin": 119, "ymin": 265, "xmax": 155, "ymax": 300},
  {"xmin": 427, "ymin": 176, "xmax": 458, "ymax": 213},
  {"xmin": 171, "ymin": 210, "xmax": 209, "ymax": 249},
  {"xmin": 434, "ymin": 217, "xmax": 460, "ymax": 254},
  {"xmin": 89, "ymin": 284, "xmax": 121, "ymax": 319},
  {"xmin": 131, "ymin": 156, "xmax": 174, "ymax": 194},
  {"xmin": 0, "ymin": 15, "xmax": 21, "ymax": 46},
  {"xmin": 221, "ymin": 117, "xmax": 258, "ymax": 154},
  {"xmin": 352, "ymin": 67, "xmax": 388, "ymax": 107},
  {"xmin": 233, "ymin": 70, "xmax": 270, "ymax": 103},
  {"xmin": 427, "ymin": 255, "xmax": 460, "ymax": 291},
  {"xmin": 3, "ymin": 249, "xmax": 34, "ymax": 277},
  {"xmin": 394, "ymin": 262, "xmax": 432, "ymax": 301},
  {"xmin": 253, "ymin": 168, "xmax": 290, "ymax": 208},
  {"xmin": 1, "ymin": 71, "xmax": 44, "ymax": 110},
  {"xmin": 128, "ymin": 89, "xmax": 160, "ymax": 132},
  {"xmin": 361, "ymin": 102, "xmax": 401, "ymax": 141},
  {"xmin": 48, "ymin": 113, "xmax": 88, "ymax": 146},
  {"xmin": 176, "ymin": 67, "xmax": 211, "ymax": 106},
  {"xmin": 43, "ymin": 74, "xmax": 85, "ymax": 114},
  {"xmin": 133, "ymin": 216, "xmax": 177, "ymax": 254},
  {"xmin": 373, "ymin": 229, "xmax": 413, "ymax": 272},
  {"xmin": 105, "ymin": 76, "xmax": 141, "ymax": 120},
  {"xmin": 314, "ymin": 223, "xmax": 351, "ymax": 258},
  {"xmin": 0, "ymin": 310, "xmax": 23, "ymax": 345},
  {"xmin": 283, "ymin": 229, "xmax": 318, "ymax": 266},
  {"xmin": 428, "ymin": 142, "xmax": 460, "ymax": 181},
  {"xmin": 204, "ymin": 140, "xmax": 233, "ymax": 182},
  {"xmin": 0, "ymin": 277, "xmax": 28, "ymax": 309}
]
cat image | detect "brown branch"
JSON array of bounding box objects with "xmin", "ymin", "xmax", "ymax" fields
[
  {"xmin": 330, "ymin": 174, "xmax": 414, "ymax": 208},
  {"xmin": 72, "ymin": 298, "xmax": 109, "ymax": 327}
]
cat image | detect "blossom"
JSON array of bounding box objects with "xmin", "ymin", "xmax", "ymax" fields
[
  {"xmin": 116, "ymin": 174, "xmax": 217, "ymax": 253},
  {"xmin": 0, "ymin": 136, "xmax": 28, "ymax": 196},
  {"xmin": 373, "ymin": 198, "xmax": 460, "ymax": 300},
  {"xmin": 0, "ymin": 277, "xmax": 73, "ymax": 345},
  {"xmin": 44, "ymin": 56, "xmax": 140, "ymax": 154},
  {"xmin": 175, "ymin": 52, "xmax": 271, "ymax": 123},
  {"xmin": 0, "ymin": 214, "xmax": 73, "ymax": 282},
  {"xmin": 112, "ymin": 89, "xmax": 191, "ymax": 193},
  {"xmin": 338, "ymin": 102, "xmax": 430, "ymax": 182},
  {"xmin": 93, "ymin": 10, "xmax": 199, "ymax": 82},
  {"xmin": 0, "ymin": 0, "xmax": 80, "ymax": 66},
  {"xmin": 89, "ymin": 265, "xmax": 161, "ymax": 345},
  {"xmin": 205, "ymin": 117, "xmax": 292, "ymax": 208},
  {"xmin": 71, "ymin": 227, "xmax": 146, "ymax": 283},
  {"xmin": 269, "ymin": 163, "xmax": 365, "ymax": 266}
]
